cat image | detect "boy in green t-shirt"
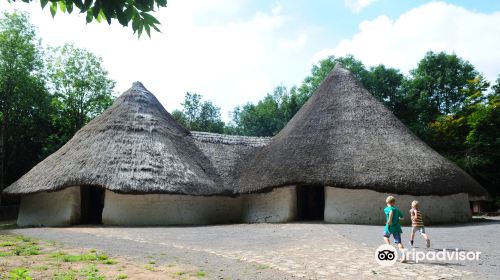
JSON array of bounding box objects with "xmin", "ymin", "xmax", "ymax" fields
[{"xmin": 383, "ymin": 196, "xmax": 406, "ymax": 262}]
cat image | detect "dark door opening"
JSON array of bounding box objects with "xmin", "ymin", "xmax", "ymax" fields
[
  {"xmin": 80, "ymin": 186, "xmax": 104, "ymax": 224},
  {"xmin": 296, "ymin": 185, "xmax": 325, "ymax": 220}
]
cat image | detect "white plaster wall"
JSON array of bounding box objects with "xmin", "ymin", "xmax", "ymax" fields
[
  {"xmin": 102, "ymin": 191, "xmax": 241, "ymax": 226},
  {"xmin": 324, "ymin": 187, "xmax": 471, "ymax": 225},
  {"xmin": 241, "ymin": 186, "xmax": 297, "ymax": 223},
  {"xmin": 17, "ymin": 187, "xmax": 80, "ymax": 227}
]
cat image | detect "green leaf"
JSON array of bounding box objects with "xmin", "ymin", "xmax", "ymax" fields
[
  {"xmin": 73, "ymin": 0, "xmax": 84, "ymax": 10},
  {"xmin": 105, "ymin": 12, "xmax": 112, "ymax": 25},
  {"xmin": 86, "ymin": 10, "xmax": 93, "ymax": 23},
  {"xmin": 66, "ymin": 2, "xmax": 74, "ymax": 13},
  {"xmin": 96, "ymin": 9, "xmax": 106, "ymax": 23},
  {"xmin": 144, "ymin": 24, "xmax": 151, "ymax": 37},
  {"xmin": 124, "ymin": 6, "xmax": 135, "ymax": 21},
  {"xmin": 59, "ymin": 1, "xmax": 66, "ymax": 13},
  {"xmin": 151, "ymin": 24, "xmax": 161, "ymax": 33},
  {"xmin": 131, "ymin": 16, "xmax": 139, "ymax": 33},
  {"xmin": 138, "ymin": 22, "xmax": 144, "ymax": 37},
  {"xmin": 156, "ymin": 0, "xmax": 167, "ymax": 7},
  {"xmin": 141, "ymin": 12, "xmax": 160, "ymax": 25},
  {"xmin": 40, "ymin": 0, "xmax": 49, "ymax": 9},
  {"xmin": 116, "ymin": 10, "xmax": 128, "ymax": 26},
  {"xmin": 50, "ymin": 2, "xmax": 57, "ymax": 17},
  {"xmin": 83, "ymin": 0, "xmax": 93, "ymax": 10}
]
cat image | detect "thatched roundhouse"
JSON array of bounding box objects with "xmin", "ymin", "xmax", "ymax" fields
[
  {"xmin": 235, "ymin": 64, "xmax": 489, "ymax": 224},
  {"xmin": 3, "ymin": 66, "xmax": 489, "ymax": 226}
]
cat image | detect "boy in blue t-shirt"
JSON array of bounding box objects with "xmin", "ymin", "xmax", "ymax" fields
[{"xmin": 383, "ymin": 196, "xmax": 406, "ymax": 262}]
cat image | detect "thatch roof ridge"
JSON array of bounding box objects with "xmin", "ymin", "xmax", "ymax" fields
[
  {"xmin": 3, "ymin": 82, "xmax": 222, "ymax": 195},
  {"xmin": 190, "ymin": 131, "xmax": 270, "ymax": 147},
  {"xmin": 234, "ymin": 65, "xmax": 489, "ymax": 197}
]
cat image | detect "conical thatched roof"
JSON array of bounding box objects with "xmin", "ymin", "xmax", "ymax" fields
[
  {"xmin": 3, "ymin": 82, "xmax": 222, "ymax": 195},
  {"xmin": 235, "ymin": 65, "xmax": 488, "ymax": 197}
]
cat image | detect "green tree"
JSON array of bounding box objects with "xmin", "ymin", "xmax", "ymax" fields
[
  {"xmin": 229, "ymin": 86, "xmax": 300, "ymax": 136},
  {"xmin": 405, "ymin": 52, "xmax": 489, "ymax": 141},
  {"xmin": 172, "ymin": 92, "xmax": 225, "ymax": 133},
  {"xmin": 8, "ymin": 0, "xmax": 166, "ymax": 37},
  {"xmin": 0, "ymin": 12, "xmax": 49, "ymax": 202},
  {"xmin": 363, "ymin": 65, "xmax": 404, "ymax": 110},
  {"xmin": 296, "ymin": 55, "xmax": 368, "ymax": 102},
  {"xmin": 46, "ymin": 43, "xmax": 115, "ymax": 148}
]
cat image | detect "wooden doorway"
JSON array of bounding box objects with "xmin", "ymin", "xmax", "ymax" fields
[
  {"xmin": 296, "ymin": 185, "xmax": 325, "ymax": 220},
  {"xmin": 80, "ymin": 186, "xmax": 104, "ymax": 224}
]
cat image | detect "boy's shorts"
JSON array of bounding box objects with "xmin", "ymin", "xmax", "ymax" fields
[
  {"xmin": 383, "ymin": 232, "xmax": 401, "ymax": 244},
  {"xmin": 412, "ymin": 226, "xmax": 426, "ymax": 234}
]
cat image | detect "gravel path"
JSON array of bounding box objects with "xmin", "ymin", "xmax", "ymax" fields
[{"xmin": 3, "ymin": 218, "xmax": 499, "ymax": 279}]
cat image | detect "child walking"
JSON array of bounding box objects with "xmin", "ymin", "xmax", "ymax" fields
[
  {"xmin": 383, "ymin": 196, "xmax": 406, "ymax": 262},
  {"xmin": 409, "ymin": 200, "xmax": 430, "ymax": 248}
]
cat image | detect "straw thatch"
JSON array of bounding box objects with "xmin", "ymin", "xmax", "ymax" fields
[
  {"xmin": 190, "ymin": 131, "xmax": 270, "ymax": 191},
  {"xmin": 235, "ymin": 65, "xmax": 488, "ymax": 197},
  {"xmin": 3, "ymin": 82, "xmax": 223, "ymax": 195}
]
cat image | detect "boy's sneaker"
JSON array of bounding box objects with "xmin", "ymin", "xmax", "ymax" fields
[
  {"xmin": 409, "ymin": 241, "xmax": 414, "ymax": 248},
  {"xmin": 426, "ymin": 239, "xmax": 431, "ymax": 248}
]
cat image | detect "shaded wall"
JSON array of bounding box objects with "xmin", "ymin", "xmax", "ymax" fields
[
  {"xmin": 103, "ymin": 186, "xmax": 297, "ymax": 225},
  {"xmin": 241, "ymin": 186, "xmax": 297, "ymax": 223},
  {"xmin": 102, "ymin": 191, "xmax": 241, "ymax": 226},
  {"xmin": 17, "ymin": 187, "xmax": 80, "ymax": 227},
  {"xmin": 324, "ymin": 187, "xmax": 471, "ymax": 225}
]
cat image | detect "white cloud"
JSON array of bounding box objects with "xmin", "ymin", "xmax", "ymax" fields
[
  {"xmin": 314, "ymin": 1, "xmax": 500, "ymax": 83},
  {"xmin": 344, "ymin": 0, "xmax": 378, "ymax": 13},
  {"xmin": 0, "ymin": 0, "xmax": 312, "ymax": 121}
]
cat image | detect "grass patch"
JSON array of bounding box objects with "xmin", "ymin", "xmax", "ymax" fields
[
  {"xmin": 148, "ymin": 260, "xmax": 156, "ymax": 264},
  {"xmin": 195, "ymin": 271, "xmax": 206, "ymax": 277},
  {"xmin": 117, "ymin": 274, "xmax": 128, "ymax": 279},
  {"xmin": 61, "ymin": 253, "xmax": 99, "ymax": 262},
  {"xmin": 50, "ymin": 251, "xmax": 115, "ymax": 264},
  {"xmin": 144, "ymin": 264, "xmax": 154, "ymax": 271},
  {"xmin": 53, "ymin": 269, "xmax": 77, "ymax": 280},
  {"xmin": 0, "ymin": 241, "xmax": 15, "ymax": 247},
  {"xmin": 80, "ymin": 265, "xmax": 105, "ymax": 280},
  {"xmin": 13, "ymin": 244, "xmax": 40, "ymax": 256},
  {"xmin": 103, "ymin": 259, "xmax": 118, "ymax": 265},
  {"xmin": 32, "ymin": 265, "xmax": 49, "ymax": 271},
  {"xmin": 256, "ymin": 264, "xmax": 270, "ymax": 270},
  {"xmin": 9, "ymin": 267, "xmax": 32, "ymax": 280}
]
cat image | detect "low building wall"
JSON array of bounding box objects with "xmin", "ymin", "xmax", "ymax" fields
[
  {"xmin": 241, "ymin": 186, "xmax": 297, "ymax": 223},
  {"xmin": 102, "ymin": 191, "xmax": 241, "ymax": 226},
  {"xmin": 324, "ymin": 187, "xmax": 471, "ymax": 225},
  {"xmin": 17, "ymin": 187, "xmax": 80, "ymax": 227}
]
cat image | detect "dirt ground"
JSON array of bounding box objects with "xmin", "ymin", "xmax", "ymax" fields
[{"xmin": 0, "ymin": 232, "xmax": 206, "ymax": 280}]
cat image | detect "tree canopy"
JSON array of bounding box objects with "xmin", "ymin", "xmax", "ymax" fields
[
  {"xmin": 46, "ymin": 43, "xmax": 115, "ymax": 145},
  {"xmin": 8, "ymin": 0, "xmax": 167, "ymax": 37},
  {"xmin": 0, "ymin": 12, "xmax": 49, "ymax": 203},
  {"xmin": 172, "ymin": 92, "xmax": 225, "ymax": 134},
  {"xmin": 0, "ymin": 12, "xmax": 115, "ymax": 204}
]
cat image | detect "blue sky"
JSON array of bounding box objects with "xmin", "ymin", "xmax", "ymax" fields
[{"xmin": 1, "ymin": 0, "xmax": 500, "ymax": 121}]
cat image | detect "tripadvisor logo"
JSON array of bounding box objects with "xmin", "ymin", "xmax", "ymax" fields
[
  {"xmin": 375, "ymin": 244, "xmax": 398, "ymax": 266},
  {"xmin": 375, "ymin": 244, "xmax": 482, "ymax": 266}
]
